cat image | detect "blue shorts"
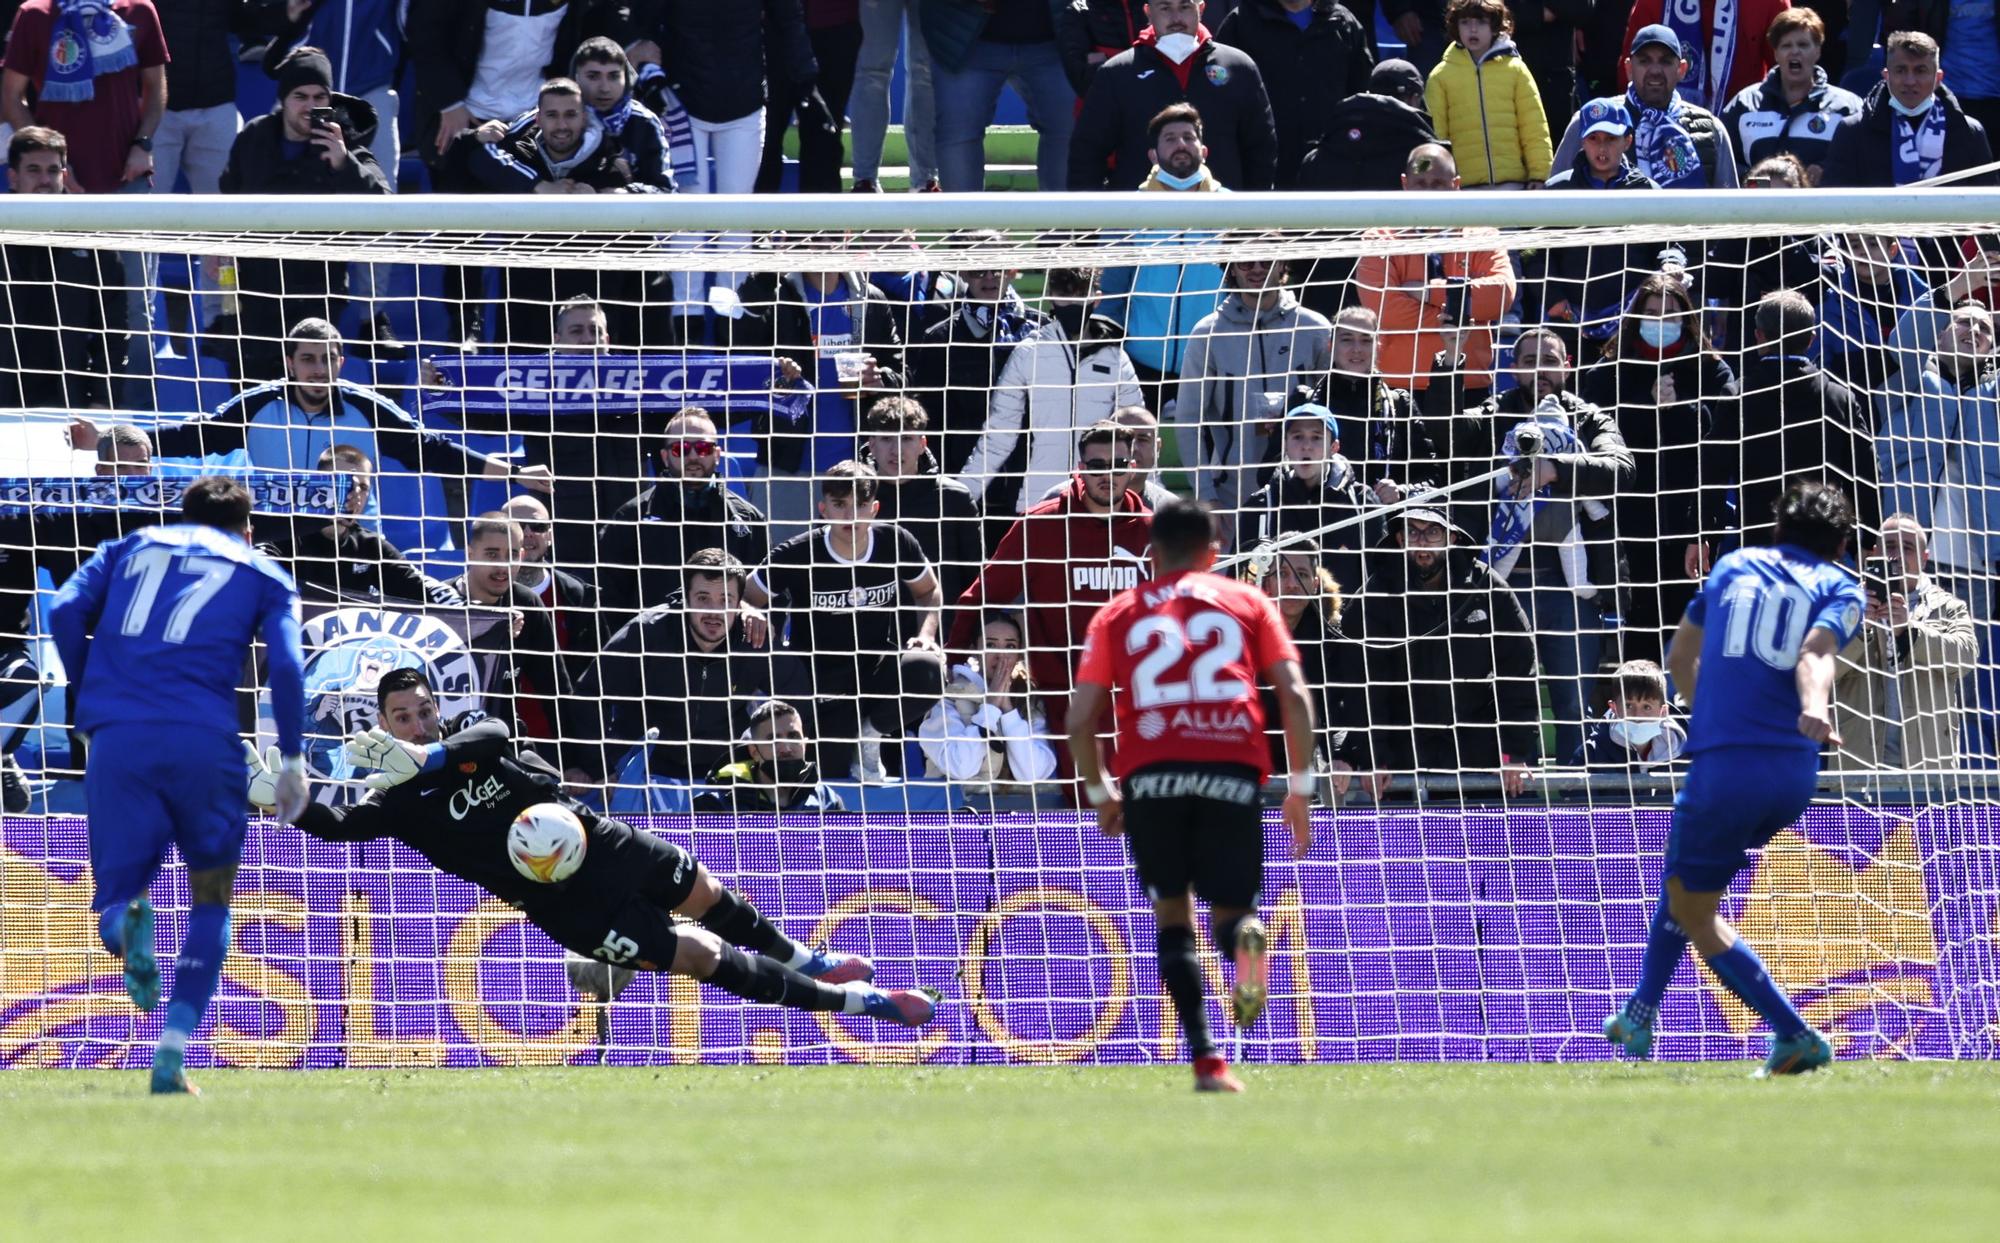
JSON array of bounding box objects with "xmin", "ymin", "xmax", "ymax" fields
[
  {"xmin": 85, "ymin": 726, "xmax": 247, "ymax": 912},
  {"xmin": 1663, "ymin": 747, "xmax": 1820, "ymax": 893}
]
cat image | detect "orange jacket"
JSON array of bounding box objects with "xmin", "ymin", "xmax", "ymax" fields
[{"xmin": 1353, "ymin": 228, "xmax": 1516, "ymax": 392}]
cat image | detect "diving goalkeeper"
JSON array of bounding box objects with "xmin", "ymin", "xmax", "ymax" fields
[{"xmin": 249, "ymin": 666, "xmax": 937, "ymax": 1027}]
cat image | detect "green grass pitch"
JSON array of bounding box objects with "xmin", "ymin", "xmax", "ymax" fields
[{"xmin": 3, "ymin": 1063, "xmax": 1997, "ymax": 1241}]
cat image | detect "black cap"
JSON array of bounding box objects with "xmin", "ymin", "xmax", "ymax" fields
[
  {"xmin": 1370, "ymin": 59, "xmax": 1426, "ymax": 103},
  {"xmin": 275, "ymin": 47, "xmax": 334, "ymax": 98}
]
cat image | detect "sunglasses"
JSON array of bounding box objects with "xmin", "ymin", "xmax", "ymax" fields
[
  {"xmin": 668, "ymin": 439, "xmax": 719, "ymax": 457},
  {"xmin": 519, "ymin": 521, "xmax": 551, "ymax": 535},
  {"xmin": 1080, "ymin": 456, "xmax": 1133, "ymax": 473}
]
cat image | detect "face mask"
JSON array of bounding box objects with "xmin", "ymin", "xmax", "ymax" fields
[
  {"xmin": 1637, "ymin": 319, "xmax": 1682, "ymax": 349},
  {"xmin": 1608, "ymin": 718, "xmax": 1664, "ymax": 749},
  {"xmin": 1155, "ymin": 32, "xmax": 1199, "ymax": 63},
  {"xmin": 1887, "ymin": 92, "xmax": 1936, "ymax": 118},
  {"xmin": 1152, "ymin": 166, "xmax": 1205, "ymax": 190}
]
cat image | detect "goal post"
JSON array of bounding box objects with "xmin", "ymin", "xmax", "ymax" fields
[{"xmin": 0, "ymin": 189, "xmax": 1995, "ymax": 1067}]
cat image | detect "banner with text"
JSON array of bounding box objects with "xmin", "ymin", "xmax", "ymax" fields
[
  {"xmin": 420, "ymin": 354, "xmax": 810, "ymax": 426},
  {"xmin": 3, "ymin": 807, "xmax": 1995, "ymax": 1069}
]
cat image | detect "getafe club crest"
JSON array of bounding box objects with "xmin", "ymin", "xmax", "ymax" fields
[{"xmin": 299, "ymin": 606, "xmax": 481, "ymax": 786}]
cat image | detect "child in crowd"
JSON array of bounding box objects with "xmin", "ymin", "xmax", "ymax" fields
[
  {"xmin": 1574, "ymin": 659, "xmax": 1688, "ymax": 769},
  {"xmin": 1424, "ymin": 0, "xmax": 1553, "ymax": 188}
]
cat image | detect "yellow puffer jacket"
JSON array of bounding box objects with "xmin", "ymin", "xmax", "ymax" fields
[{"xmin": 1423, "ymin": 38, "xmax": 1553, "ymax": 186}]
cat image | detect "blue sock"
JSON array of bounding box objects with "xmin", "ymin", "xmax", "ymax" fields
[
  {"xmin": 160, "ymin": 904, "xmax": 231, "ymax": 1050},
  {"xmin": 1704, "ymin": 940, "xmax": 1807, "ymax": 1039},
  {"xmin": 97, "ymin": 906, "xmax": 124, "ymax": 957},
  {"xmin": 1624, "ymin": 892, "xmax": 1687, "ymax": 1028}
]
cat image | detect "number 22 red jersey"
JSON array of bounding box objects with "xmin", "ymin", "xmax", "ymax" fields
[{"xmin": 1075, "ymin": 570, "xmax": 1300, "ymax": 781}]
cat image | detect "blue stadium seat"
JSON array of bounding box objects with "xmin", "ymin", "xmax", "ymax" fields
[{"xmin": 143, "ymin": 345, "xmax": 233, "ymax": 416}]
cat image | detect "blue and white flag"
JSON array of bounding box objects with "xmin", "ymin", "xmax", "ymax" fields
[
  {"xmin": 420, "ymin": 353, "xmax": 811, "ymax": 426},
  {"xmin": 0, "ymin": 471, "xmax": 346, "ymax": 520}
]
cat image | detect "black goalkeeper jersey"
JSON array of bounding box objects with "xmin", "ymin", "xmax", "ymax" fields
[{"xmin": 296, "ymin": 714, "xmax": 664, "ymax": 915}]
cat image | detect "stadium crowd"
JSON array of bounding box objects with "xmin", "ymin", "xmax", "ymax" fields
[{"xmin": 0, "ymin": 0, "xmax": 1995, "ymax": 811}]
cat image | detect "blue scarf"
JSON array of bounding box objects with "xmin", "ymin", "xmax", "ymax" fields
[
  {"xmin": 1628, "ymin": 90, "xmax": 1704, "ymax": 189},
  {"xmin": 1665, "ymin": 0, "xmax": 1736, "ymax": 111},
  {"xmin": 1483, "ymin": 409, "xmax": 1584, "ymax": 572},
  {"xmin": 1892, "ymin": 99, "xmax": 1949, "ymax": 185},
  {"xmin": 42, "ymin": 0, "xmax": 137, "ymax": 104},
  {"xmin": 636, "ymin": 63, "xmax": 699, "ymax": 190}
]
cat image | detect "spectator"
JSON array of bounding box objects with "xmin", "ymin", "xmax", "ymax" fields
[
  {"xmin": 1312, "ymin": 305, "xmax": 1440, "ymax": 507},
  {"xmin": 1470, "ymin": 334, "xmax": 1634, "ymax": 765},
  {"xmin": 1335, "ymin": 506, "xmax": 1541, "ymax": 795},
  {"xmin": 1235, "ymin": 403, "xmax": 1369, "ymax": 594},
  {"xmin": 1832, "ymin": 514, "xmax": 1977, "ymax": 770},
  {"xmin": 1381, "ymin": 0, "xmax": 1446, "ymax": 74},
  {"xmin": 1706, "ymin": 152, "xmax": 1829, "ymax": 352},
  {"xmin": 262, "ymin": 443, "xmax": 463, "ymax": 606},
  {"xmin": 1240, "ymin": 538, "xmax": 1347, "ymax": 777},
  {"xmin": 861, "ymin": 397, "xmax": 984, "ymax": 603},
  {"xmin": 1424, "ymin": 0, "xmax": 1552, "ymax": 188},
  {"xmin": 467, "ymin": 77, "xmax": 641, "ymax": 194},
  {"xmin": 0, "ymin": 127, "xmax": 125, "ymax": 410},
  {"xmin": 1821, "ymin": 30, "xmax": 1997, "ymax": 189},
  {"xmin": 1097, "ymin": 104, "xmax": 1227, "ymax": 418},
  {"xmin": 1056, "ymin": 0, "xmax": 1148, "ymax": 99},
  {"xmin": 219, "ymin": 47, "xmax": 394, "ymax": 380},
  {"xmin": 906, "ymin": 243, "xmax": 1048, "ymax": 492},
  {"xmin": 1175, "ymin": 254, "xmax": 1333, "ymax": 518},
  {"xmin": 157, "ymin": 0, "xmax": 278, "ymax": 196},
  {"xmin": 1817, "ymin": 231, "xmax": 1930, "ymax": 398},
  {"xmin": 1573, "ymin": 658, "xmax": 1689, "ymax": 769},
  {"xmin": 409, "ymin": 0, "xmax": 575, "ymax": 170},
  {"xmin": 442, "ymin": 512, "xmax": 575, "ymax": 750},
  {"xmin": 924, "ymin": 0, "xmax": 1075, "ymax": 191},
  {"xmin": 260, "ymin": 0, "xmax": 407, "ymax": 182},
  {"xmin": 760, "ymin": 2, "xmax": 861, "ymax": 193},
  {"xmin": 93, "ymin": 421, "xmax": 153, "ymax": 474},
  {"xmin": 850, "ymin": 0, "xmax": 938, "ymax": 192},
  {"xmin": 917, "ymin": 611, "xmax": 1060, "ymax": 786},
  {"xmin": 958, "ymin": 266, "xmax": 1142, "ymax": 515},
  {"xmin": 75, "ymin": 318, "xmax": 537, "ymax": 508},
  {"xmin": 595, "ymin": 407, "xmax": 771, "ymax": 622},
  {"xmin": 1729, "ymin": 288, "xmax": 1878, "ymax": 550},
  {"xmin": 1720, "ymin": 8, "xmax": 1863, "ymax": 182},
  {"xmin": 556, "ymin": 37, "xmax": 678, "ymax": 191},
  {"xmin": 1540, "ymin": 99, "xmax": 1664, "ymax": 340},
  {"xmin": 1883, "ymin": 0, "xmax": 2000, "ymax": 140},
  {"xmin": 745, "ymin": 461, "xmax": 948, "ymax": 780},
  {"xmin": 0, "ymin": 0, "xmax": 166, "ymax": 196},
  {"xmin": 1293, "ymin": 59, "xmax": 1440, "ymax": 194},
  {"xmin": 1510, "ymin": 0, "xmax": 1591, "ymax": 147},
  {"xmin": 1099, "ymin": 404, "xmax": 1181, "ymax": 507},
  {"xmin": 1069, "ymin": 0, "xmax": 1277, "ymax": 191},
  {"xmin": 734, "ymin": 263, "xmax": 907, "ymax": 539},
  {"xmin": 1553, "ymin": 24, "xmax": 1741, "ymax": 189},
  {"xmin": 1579, "ymin": 270, "xmax": 1740, "ymax": 658},
  {"xmin": 691, "ymin": 698, "xmax": 847, "ymax": 812},
  {"xmin": 1211, "ymin": 0, "xmax": 1373, "ymax": 188},
  {"xmin": 949, "ymin": 421, "xmax": 1154, "ymax": 725},
  {"xmin": 1353, "ymin": 144, "xmax": 1518, "ymax": 414},
  {"xmin": 1619, "ymin": 0, "xmax": 1789, "ymax": 111},
  {"xmin": 503, "ymin": 492, "xmax": 599, "ymax": 683},
  {"xmin": 573, "ymin": 547, "xmax": 808, "ymax": 786}
]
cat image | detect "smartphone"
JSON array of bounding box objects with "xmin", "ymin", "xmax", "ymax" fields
[
  {"xmin": 309, "ymin": 107, "xmax": 337, "ymax": 130},
  {"xmin": 1861, "ymin": 556, "xmax": 1900, "ymax": 603}
]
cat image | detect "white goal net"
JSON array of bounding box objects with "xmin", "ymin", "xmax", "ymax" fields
[{"xmin": 0, "ymin": 190, "xmax": 1995, "ymax": 1068}]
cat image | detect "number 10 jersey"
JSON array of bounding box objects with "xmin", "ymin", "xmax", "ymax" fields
[{"xmin": 1075, "ymin": 569, "xmax": 1300, "ymax": 781}]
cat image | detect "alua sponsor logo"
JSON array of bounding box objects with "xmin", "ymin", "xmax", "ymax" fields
[{"xmin": 1166, "ymin": 705, "xmax": 1255, "ymax": 735}]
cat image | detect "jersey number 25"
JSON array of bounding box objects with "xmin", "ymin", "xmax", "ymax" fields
[{"xmin": 1125, "ymin": 609, "xmax": 1251, "ymax": 708}]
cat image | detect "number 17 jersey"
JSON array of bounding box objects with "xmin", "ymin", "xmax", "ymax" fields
[
  {"xmin": 1075, "ymin": 569, "xmax": 1300, "ymax": 780},
  {"xmin": 1683, "ymin": 544, "xmax": 1864, "ymax": 756}
]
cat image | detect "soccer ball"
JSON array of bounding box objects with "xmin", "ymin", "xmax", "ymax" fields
[{"xmin": 507, "ymin": 803, "xmax": 587, "ymax": 884}]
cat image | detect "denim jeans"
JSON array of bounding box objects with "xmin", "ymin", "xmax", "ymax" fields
[
  {"xmin": 852, "ymin": 0, "xmax": 937, "ymax": 183},
  {"xmin": 1524, "ymin": 581, "xmax": 1605, "ymax": 766},
  {"xmin": 933, "ymin": 38, "xmax": 1074, "ymax": 192}
]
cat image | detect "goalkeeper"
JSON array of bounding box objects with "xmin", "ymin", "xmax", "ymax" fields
[{"xmin": 250, "ymin": 666, "xmax": 937, "ymax": 1027}]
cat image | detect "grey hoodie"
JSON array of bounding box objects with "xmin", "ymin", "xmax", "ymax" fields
[{"xmin": 1173, "ymin": 289, "xmax": 1333, "ymax": 508}]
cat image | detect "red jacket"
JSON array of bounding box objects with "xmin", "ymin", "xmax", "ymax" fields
[
  {"xmin": 1620, "ymin": 0, "xmax": 1788, "ymax": 111},
  {"xmin": 948, "ymin": 479, "xmax": 1154, "ymax": 697}
]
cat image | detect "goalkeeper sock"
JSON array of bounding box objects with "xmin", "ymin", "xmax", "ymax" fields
[
  {"xmin": 97, "ymin": 906, "xmax": 124, "ymax": 957},
  {"xmin": 705, "ymin": 943, "xmax": 850, "ymax": 1012},
  {"xmin": 1157, "ymin": 925, "xmax": 1214, "ymax": 1059},
  {"xmin": 1703, "ymin": 940, "xmax": 1807, "ymax": 1039},
  {"xmin": 161, "ymin": 904, "xmax": 231, "ymax": 1049},
  {"xmin": 697, "ymin": 889, "xmax": 809, "ymax": 970},
  {"xmin": 1625, "ymin": 892, "xmax": 1688, "ymax": 1028}
]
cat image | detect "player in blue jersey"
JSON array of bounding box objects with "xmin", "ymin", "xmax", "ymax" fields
[
  {"xmin": 1605, "ymin": 482, "xmax": 1866, "ymax": 1077},
  {"xmin": 49, "ymin": 477, "xmax": 310, "ymax": 1095}
]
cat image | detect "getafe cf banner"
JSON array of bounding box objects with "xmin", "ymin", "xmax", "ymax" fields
[
  {"xmin": 0, "ymin": 472, "xmax": 346, "ymax": 520},
  {"xmin": 3, "ymin": 807, "xmax": 1996, "ymax": 1068},
  {"xmin": 419, "ymin": 354, "xmax": 812, "ymax": 425},
  {"xmin": 290, "ymin": 600, "xmax": 504, "ymax": 792}
]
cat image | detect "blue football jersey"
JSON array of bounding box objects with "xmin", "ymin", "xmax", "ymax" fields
[
  {"xmin": 1682, "ymin": 544, "xmax": 1865, "ymax": 754},
  {"xmin": 49, "ymin": 524, "xmax": 306, "ymax": 753}
]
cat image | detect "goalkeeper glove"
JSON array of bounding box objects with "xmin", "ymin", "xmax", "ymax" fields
[
  {"xmin": 245, "ymin": 742, "xmax": 310, "ymax": 822},
  {"xmin": 244, "ymin": 741, "xmax": 279, "ymax": 812},
  {"xmin": 344, "ymin": 728, "xmax": 443, "ymax": 791}
]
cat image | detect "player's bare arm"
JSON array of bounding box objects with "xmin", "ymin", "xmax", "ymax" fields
[
  {"xmin": 1064, "ymin": 678, "xmax": 1120, "ymax": 838},
  {"xmin": 1264, "ymin": 656, "xmax": 1315, "ymax": 860},
  {"xmin": 1794, "ymin": 626, "xmax": 1842, "ymax": 747}
]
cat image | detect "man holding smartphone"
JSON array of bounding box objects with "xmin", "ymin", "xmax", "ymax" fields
[{"xmin": 218, "ymin": 45, "xmax": 391, "ymax": 378}]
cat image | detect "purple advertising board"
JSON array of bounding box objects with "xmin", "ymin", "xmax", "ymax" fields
[{"xmin": 3, "ymin": 807, "xmax": 1996, "ymax": 1068}]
